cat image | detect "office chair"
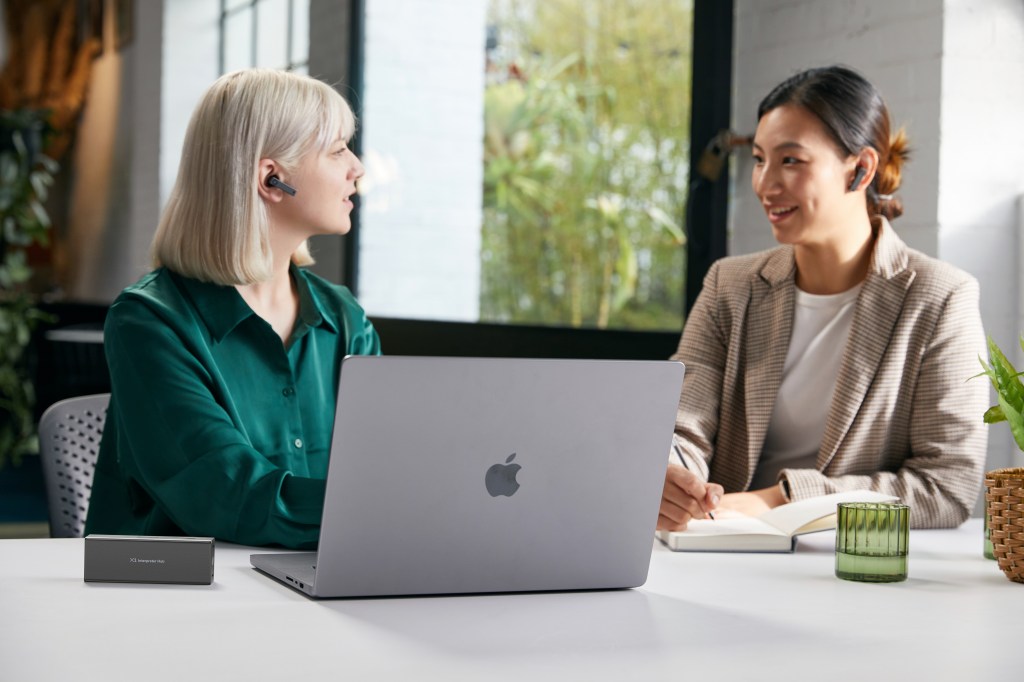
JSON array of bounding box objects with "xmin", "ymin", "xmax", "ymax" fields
[{"xmin": 38, "ymin": 393, "xmax": 110, "ymax": 538}]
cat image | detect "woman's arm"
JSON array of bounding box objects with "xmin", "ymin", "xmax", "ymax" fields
[
  {"xmin": 101, "ymin": 295, "xmax": 340, "ymax": 548},
  {"xmin": 670, "ymin": 261, "xmax": 730, "ymax": 479},
  {"xmin": 658, "ymin": 262, "xmax": 731, "ymax": 530}
]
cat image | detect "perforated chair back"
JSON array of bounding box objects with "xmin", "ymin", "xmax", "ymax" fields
[{"xmin": 38, "ymin": 393, "xmax": 110, "ymax": 538}]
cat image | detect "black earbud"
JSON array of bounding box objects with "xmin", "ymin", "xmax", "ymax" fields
[
  {"xmin": 267, "ymin": 175, "xmax": 297, "ymax": 196},
  {"xmin": 848, "ymin": 166, "xmax": 867, "ymax": 192}
]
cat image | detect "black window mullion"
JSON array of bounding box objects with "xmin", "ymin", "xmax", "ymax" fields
[
  {"xmin": 342, "ymin": 0, "xmax": 366, "ymax": 294},
  {"xmin": 685, "ymin": 0, "xmax": 733, "ymax": 313}
]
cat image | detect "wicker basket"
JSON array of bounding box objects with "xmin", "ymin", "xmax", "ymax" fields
[{"xmin": 984, "ymin": 467, "xmax": 1024, "ymax": 583}]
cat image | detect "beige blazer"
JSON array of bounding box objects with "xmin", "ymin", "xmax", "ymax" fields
[{"xmin": 672, "ymin": 219, "xmax": 988, "ymax": 528}]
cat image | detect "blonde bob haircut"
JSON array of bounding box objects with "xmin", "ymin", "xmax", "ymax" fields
[{"xmin": 152, "ymin": 68, "xmax": 357, "ymax": 284}]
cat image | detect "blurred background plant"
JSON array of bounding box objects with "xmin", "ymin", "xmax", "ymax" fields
[
  {"xmin": 482, "ymin": 0, "xmax": 692, "ymax": 330},
  {"xmin": 0, "ymin": 0, "xmax": 101, "ymax": 469},
  {"xmin": 0, "ymin": 109, "xmax": 57, "ymax": 468}
]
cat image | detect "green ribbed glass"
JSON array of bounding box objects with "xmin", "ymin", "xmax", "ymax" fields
[{"xmin": 835, "ymin": 502, "xmax": 910, "ymax": 583}]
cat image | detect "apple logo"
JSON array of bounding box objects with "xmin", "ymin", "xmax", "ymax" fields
[{"xmin": 485, "ymin": 453, "xmax": 522, "ymax": 497}]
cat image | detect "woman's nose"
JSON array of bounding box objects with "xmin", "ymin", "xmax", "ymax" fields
[
  {"xmin": 753, "ymin": 163, "xmax": 779, "ymax": 196},
  {"xmin": 350, "ymin": 155, "xmax": 365, "ymax": 180}
]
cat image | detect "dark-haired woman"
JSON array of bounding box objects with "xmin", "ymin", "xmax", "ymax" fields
[{"xmin": 658, "ymin": 65, "xmax": 987, "ymax": 530}]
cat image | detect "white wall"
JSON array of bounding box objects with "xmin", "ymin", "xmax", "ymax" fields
[
  {"xmin": 939, "ymin": 0, "xmax": 1024, "ymax": 487},
  {"xmin": 358, "ymin": 0, "xmax": 486, "ymax": 321},
  {"xmin": 160, "ymin": 1, "xmax": 220, "ymax": 213},
  {"xmin": 731, "ymin": 0, "xmax": 1024, "ymax": 508},
  {"xmin": 939, "ymin": 0, "xmax": 1024, "ymax": 361}
]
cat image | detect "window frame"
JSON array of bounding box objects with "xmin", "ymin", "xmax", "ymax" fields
[
  {"xmin": 345, "ymin": 0, "xmax": 733, "ymax": 360},
  {"xmin": 218, "ymin": 0, "xmax": 310, "ymax": 74}
]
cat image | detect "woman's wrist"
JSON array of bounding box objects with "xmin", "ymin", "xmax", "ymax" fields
[{"xmin": 752, "ymin": 484, "xmax": 787, "ymax": 509}]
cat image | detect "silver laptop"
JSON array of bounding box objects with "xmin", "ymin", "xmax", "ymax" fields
[{"xmin": 250, "ymin": 355, "xmax": 684, "ymax": 598}]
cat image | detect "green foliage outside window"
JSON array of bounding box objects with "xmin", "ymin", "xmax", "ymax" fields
[{"xmin": 482, "ymin": 0, "xmax": 693, "ymax": 330}]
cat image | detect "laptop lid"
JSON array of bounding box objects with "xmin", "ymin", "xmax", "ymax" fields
[{"xmin": 256, "ymin": 356, "xmax": 683, "ymax": 598}]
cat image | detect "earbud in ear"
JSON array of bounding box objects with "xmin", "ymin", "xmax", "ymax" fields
[
  {"xmin": 848, "ymin": 166, "xmax": 867, "ymax": 192},
  {"xmin": 267, "ymin": 175, "xmax": 297, "ymax": 196}
]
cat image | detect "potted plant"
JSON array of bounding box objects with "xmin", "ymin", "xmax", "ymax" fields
[
  {"xmin": 0, "ymin": 108, "xmax": 57, "ymax": 470},
  {"xmin": 977, "ymin": 336, "xmax": 1024, "ymax": 583}
]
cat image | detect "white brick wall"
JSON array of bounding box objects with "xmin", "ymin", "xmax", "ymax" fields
[
  {"xmin": 939, "ymin": 0, "xmax": 1024, "ymax": 337},
  {"xmin": 938, "ymin": 0, "xmax": 1024, "ymax": 481},
  {"xmin": 357, "ymin": 0, "xmax": 486, "ymax": 321},
  {"xmin": 732, "ymin": 0, "xmax": 1024, "ymax": 505}
]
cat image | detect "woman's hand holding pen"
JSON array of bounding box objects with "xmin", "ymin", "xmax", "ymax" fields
[{"xmin": 656, "ymin": 462, "xmax": 723, "ymax": 531}]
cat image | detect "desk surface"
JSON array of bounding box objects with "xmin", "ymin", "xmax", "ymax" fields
[{"xmin": 0, "ymin": 519, "xmax": 1014, "ymax": 681}]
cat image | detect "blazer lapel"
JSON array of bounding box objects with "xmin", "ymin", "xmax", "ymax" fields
[
  {"xmin": 818, "ymin": 219, "xmax": 915, "ymax": 468},
  {"xmin": 745, "ymin": 249, "xmax": 795, "ymax": 484}
]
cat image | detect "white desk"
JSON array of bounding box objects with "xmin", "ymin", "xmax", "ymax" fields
[{"xmin": 0, "ymin": 520, "xmax": 1014, "ymax": 681}]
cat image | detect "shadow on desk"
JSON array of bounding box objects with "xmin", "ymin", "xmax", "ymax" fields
[{"xmin": 315, "ymin": 589, "xmax": 825, "ymax": 656}]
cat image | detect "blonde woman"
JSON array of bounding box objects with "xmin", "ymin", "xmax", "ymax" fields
[
  {"xmin": 86, "ymin": 69, "xmax": 380, "ymax": 548},
  {"xmin": 658, "ymin": 65, "xmax": 987, "ymax": 531}
]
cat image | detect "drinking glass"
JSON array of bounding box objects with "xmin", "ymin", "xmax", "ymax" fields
[{"xmin": 835, "ymin": 502, "xmax": 909, "ymax": 583}]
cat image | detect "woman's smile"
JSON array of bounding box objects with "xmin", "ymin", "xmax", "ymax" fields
[{"xmin": 764, "ymin": 203, "xmax": 798, "ymax": 223}]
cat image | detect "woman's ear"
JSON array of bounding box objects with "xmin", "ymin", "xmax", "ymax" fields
[
  {"xmin": 847, "ymin": 147, "xmax": 879, "ymax": 192},
  {"xmin": 256, "ymin": 158, "xmax": 284, "ymax": 203}
]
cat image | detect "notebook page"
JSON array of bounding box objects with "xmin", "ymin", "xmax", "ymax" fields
[{"xmin": 757, "ymin": 490, "xmax": 897, "ymax": 535}]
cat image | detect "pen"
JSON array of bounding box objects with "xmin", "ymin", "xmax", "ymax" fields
[{"xmin": 674, "ymin": 447, "xmax": 716, "ymax": 520}]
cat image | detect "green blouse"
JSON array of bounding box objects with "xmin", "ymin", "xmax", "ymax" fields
[{"xmin": 84, "ymin": 266, "xmax": 381, "ymax": 549}]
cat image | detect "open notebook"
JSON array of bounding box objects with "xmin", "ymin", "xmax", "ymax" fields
[{"xmin": 656, "ymin": 490, "xmax": 898, "ymax": 553}]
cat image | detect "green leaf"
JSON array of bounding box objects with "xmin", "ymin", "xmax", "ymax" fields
[
  {"xmin": 612, "ymin": 232, "xmax": 637, "ymax": 312},
  {"xmin": 984, "ymin": 405, "xmax": 1006, "ymax": 424},
  {"xmin": 980, "ymin": 336, "xmax": 1024, "ymax": 417},
  {"xmin": 997, "ymin": 391, "xmax": 1024, "ymax": 452},
  {"xmin": 646, "ymin": 205, "xmax": 686, "ymax": 245},
  {"xmin": 29, "ymin": 170, "xmax": 52, "ymax": 200},
  {"xmin": 29, "ymin": 199, "xmax": 51, "ymax": 228},
  {"xmin": 39, "ymin": 155, "xmax": 59, "ymax": 174}
]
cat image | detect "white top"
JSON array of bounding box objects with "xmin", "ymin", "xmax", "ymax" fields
[
  {"xmin": 0, "ymin": 521, "xmax": 1012, "ymax": 681},
  {"xmin": 751, "ymin": 284, "xmax": 861, "ymax": 489}
]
